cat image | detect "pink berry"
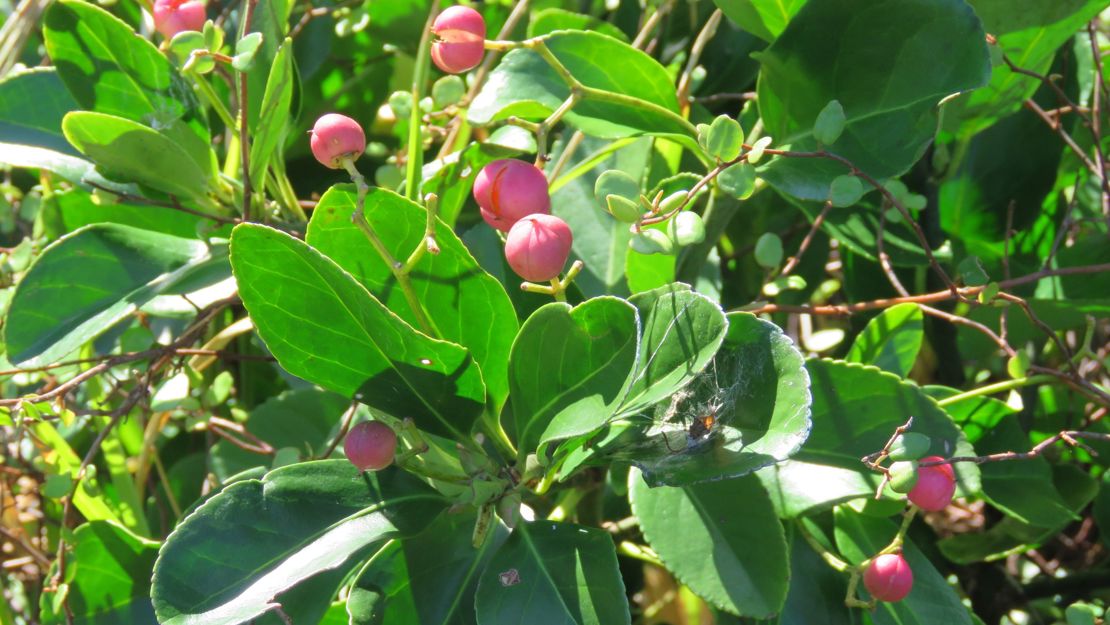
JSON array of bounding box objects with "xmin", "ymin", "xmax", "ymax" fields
[
  {"xmin": 310, "ymin": 114, "xmax": 366, "ymax": 169},
  {"xmin": 863, "ymin": 553, "xmax": 913, "ymax": 602},
  {"xmin": 343, "ymin": 421, "xmax": 397, "ymax": 471},
  {"xmin": 153, "ymin": 0, "xmax": 206, "ymax": 38},
  {"xmin": 504, "ymin": 214, "xmax": 573, "ymax": 282},
  {"xmin": 473, "ymin": 159, "xmax": 551, "ymax": 232},
  {"xmin": 907, "ymin": 455, "xmax": 956, "ymax": 511},
  {"xmin": 430, "ymin": 5, "xmax": 486, "ymax": 74}
]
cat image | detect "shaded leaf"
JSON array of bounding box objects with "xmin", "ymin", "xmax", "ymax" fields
[
  {"xmin": 845, "ymin": 303, "xmax": 923, "ymax": 377},
  {"xmin": 0, "ymin": 68, "xmax": 80, "ymax": 155}
]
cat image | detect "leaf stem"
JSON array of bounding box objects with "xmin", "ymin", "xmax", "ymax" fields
[
  {"xmin": 935, "ymin": 374, "xmax": 1056, "ymax": 407},
  {"xmin": 404, "ymin": 0, "xmax": 440, "ymax": 202}
]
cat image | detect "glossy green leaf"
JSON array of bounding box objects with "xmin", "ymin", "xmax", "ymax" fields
[
  {"xmin": 508, "ymin": 297, "xmax": 639, "ymax": 455},
  {"xmin": 0, "ymin": 68, "xmax": 79, "ymax": 155},
  {"xmin": 346, "ymin": 510, "xmax": 508, "ymax": 625},
  {"xmin": 151, "ymin": 461, "xmax": 447, "ymax": 625},
  {"xmin": 834, "ymin": 509, "xmax": 972, "ymax": 625},
  {"xmin": 756, "ymin": 0, "xmax": 991, "ymax": 200},
  {"xmin": 62, "ymin": 111, "xmax": 216, "ymax": 208},
  {"xmin": 630, "ymin": 470, "xmax": 789, "ymax": 617},
  {"xmin": 789, "ymin": 195, "xmax": 944, "ymax": 267},
  {"xmin": 474, "ymin": 520, "xmax": 630, "ymax": 625},
  {"xmin": 40, "ymin": 521, "xmax": 159, "ymax": 625},
  {"xmin": 209, "ymin": 389, "xmax": 350, "ymax": 481},
  {"xmin": 758, "ymin": 359, "xmax": 979, "ymax": 518},
  {"xmin": 617, "ymin": 312, "xmax": 810, "ymax": 487},
  {"xmin": 0, "ymin": 142, "xmax": 137, "ymax": 195},
  {"xmin": 248, "ymin": 38, "xmax": 295, "ymax": 190},
  {"xmin": 712, "ymin": 0, "xmax": 807, "ymax": 42},
  {"xmin": 948, "ymin": 0, "xmax": 1107, "ymax": 137},
  {"xmin": 705, "ymin": 115, "xmax": 744, "ymax": 162},
  {"xmin": 305, "ymin": 186, "xmax": 516, "ymax": 411},
  {"xmin": 53, "ymin": 188, "xmax": 205, "ymax": 238},
  {"xmin": 243, "ymin": 0, "xmax": 294, "ymax": 130},
  {"xmin": 43, "ymin": 0, "xmax": 210, "ymax": 148},
  {"xmin": 469, "ymin": 31, "xmax": 696, "ymax": 142},
  {"xmin": 776, "ymin": 527, "xmax": 854, "ymax": 625},
  {"xmin": 229, "ymin": 223, "xmax": 486, "ymax": 439},
  {"xmin": 527, "ymin": 8, "xmax": 629, "ymax": 41},
  {"xmin": 4, "ymin": 223, "xmax": 221, "ymax": 366},
  {"xmin": 844, "ymin": 303, "xmax": 923, "ymax": 377}
]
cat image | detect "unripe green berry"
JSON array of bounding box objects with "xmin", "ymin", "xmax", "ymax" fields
[
  {"xmin": 888, "ymin": 461, "xmax": 919, "ymax": 494},
  {"xmin": 668, "ymin": 212, "xmax": 705, "ymax": 247},
  {"xmin": 888, "ymin": 432, "xmax": 930, "ymax": 461}
]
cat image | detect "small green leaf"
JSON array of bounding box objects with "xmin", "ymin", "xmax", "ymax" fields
[
  {"xmin": 718, "ymin": 162, "xmax": 756, "ymax": 199},
  {"xmin": 958, "ymin": 256, "xmax": 990, "ymax": 287},
  {"xmin": 705, "ymin": 114, "xmax": 744, "ymax": 161},
  {"xmin": 595, "ymin": 169, "xmax": 640, "ymax": 203},
  {"xmin": 202, "ymin": 19, "xmax": 223, "ymax": 50},
  {"xmin": 630, "ymin": 229, "xmax": 675, "ymax": 255},
  {"xmin": 754, "ymin": 232, "xmax": 783, "ymax": 269},
  {"xmin": 474, "ymin": 520, "xmax": 631, "ymax": 625},
  {"xmin": 630, "ymin": 470, "xmax": 788, "ymax": 617},
  {"xmin": 828, "ymin": 175, "xmax": 865, "ymax": 207},
  {"xmin": 169, "ymin": 31, "xmax": 213, "ymax": 73},
  {"xmin": 888, "ymin": 461, "xmax": 919, "ymax": 493},
  {"xmin": 1066, "ymin": 603, "xmax": 1103, "ymax": 625},
  {"xmin": 233, "ymin": 32, "xmax": 264, "ymax": 71},
  {"xmin": 813, "ymin": 99, "xmax": 846, "ymax": 145},
  {"xmin": 431, "ymin": 75, "xmax": 466, "ymax": 108},
  {"xmin": 669, "ymin": 212, "xmax": 706, "ymax": 247},
  {"xmin": 1007, "ymin": 351, "xmax": 1031, "ymax": 379}
]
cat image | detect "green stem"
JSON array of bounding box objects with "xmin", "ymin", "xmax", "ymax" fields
[
  {"xmin": 617, "ymin": 541, "xmax": 664, "ymax": 567},
  {"xmin": 547, "ymin": 487, "xmax": 586, "ymax": 521},
  {"xmin": 880, "ymin": 507, "xmax": 918, "ymax": 554},
  {"xmin": 341, "ymin": 158, "xmax": 437, "ymax": 336},
  {"xmin": 191, "ymin": 71, "xmax": 238, "ymax": 133},
  {"xmin": 404, "ymin": 0, "xmax": 440, "ymax": 201},
  {"xmin": 401, "ymin": 194, "xmax": 441, "ymax": 273},
  {"xmin": 936, "ymin": 374, "xmax": 1055, "ymax": 407},
  {"xmin": 796, "ymin": 521, "xmax": 851, "ymax": 573}
]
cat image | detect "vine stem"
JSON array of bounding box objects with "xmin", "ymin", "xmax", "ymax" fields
[
  {"xmin": 404, "ymin": 0, "xmax": 439, "ymax": 202},
  {"xmin": 935, "ymin": 374, "xmax": 1057, "ymax": 407},
  {"xmin": 341, "ymin": 157, "xmax": 436, "ymax": 336}
]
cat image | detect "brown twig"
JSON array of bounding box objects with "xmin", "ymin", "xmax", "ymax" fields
[{"xmin": 780, "ymin": 200, "xmax": 832, "ymax": 276}]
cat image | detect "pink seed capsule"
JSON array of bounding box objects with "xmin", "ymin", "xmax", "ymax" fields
[
  {"xmin": 863, "ymin": 553, "xmax": 913, "ymax": 602},
  {"xmin": 344, "ymin": 421, "xmax": 397, "ymax": 472},
  {"xmin": 473, "ymin": 159, "xmax": 551, "ymax": 232},
  {"xmin": 504, "ymin": 214, "xmax": 573, "ymax": 283},
  {"xmin": 430, "ymin": 5, "xmax": 486, "ymax": 74},
  {"xmin": 153, "ymin": 0, "xmax": 207, "ymax": 38},
  {"xmin": 310, "ymin": 114, "xmax": 366, "ymax": 169},
  {"xmin": 907, "ymin": 456, "xmax": 956, "ymax": 511}
]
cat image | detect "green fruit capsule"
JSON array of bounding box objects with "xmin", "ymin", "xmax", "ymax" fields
[
  {"xmin": 606, "ymin": 195, "xmax": 643, "ymax": 223},
  {"xmin": 669, "ymin": 212, "xmax": 706, "ymax": 247},
  {"xmin": 630, "ymin": 229, "xmax": 674, "ymax": 255},
  {"xmin": 889, "ymin": 432, "xmax": 931, "ymax": 461},
  {"xmin": 888, "ymin": 461, "xmax": 919, "ymax": 494}
]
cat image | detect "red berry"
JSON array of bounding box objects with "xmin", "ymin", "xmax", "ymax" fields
[
  {"xmin": 473, "ymin": 159, "xmax": 551, "ymax": 232},
  {"xmin": 504, "ymin": 214, "xmax": 573, "ymax": 282},
  {"xmin": 343, "ymin": 421, "xmax": 397, "ymax": 471},
  {"xmin": 907, "ymin": 455, "xmax": 956, "ymax": 511},
  {"xmin": 310, "ymin": 114, "xmax": 366, "ymax": 169},
  {"xmin": 153, "ymin": 0, "xmax": 206, "ymax": 38},
  {"xmin": 863, "ymin": 553, "xmax": 913, "ymax": 602},
  {"xmin": 431, "ymin": 6, "xmax": 486, "ymax": 74}
]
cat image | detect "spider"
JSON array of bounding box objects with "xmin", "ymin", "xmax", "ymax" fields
[{"xmin": 661, "ymin": 395, "xmax": 726, "ymax": 453}]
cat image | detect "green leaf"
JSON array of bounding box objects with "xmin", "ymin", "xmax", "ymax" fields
[
  {"xmin": 62, "ymin": 111, "xmax": 216, "ymax": 208},
  {"xmin": 618, "ymin": 312, "xmax": 810, "ymax": 487},
  {"xmin": 845, "ymin": 303, "xmax": 924, "ymax": 377},
  {"xmin": 346, "ymin": 510, "xmax": 508, "ymax": 625},
  {"xmin": 248, "ymin": 38, "xmax": 295, "ymax": 191},
  {"xmin": 305, "ymin": 186, "xmax": 517, "ymax": 411},
  {"xmin": 754, "ymin": 232, "xmax": 784, "ymax": 269},
  {"xmin": 229, "ymin": 223, "xmax": 486, "ymax": 439},
  {"xmin": 712, "ymin": 0, "xmax": 807, "ymax": 42},
  {"xmin": 630, "ymin": 470, "xmax": 789, "ymax": 617},
  {"xmin": 789, "ymin": 195, "xmax": 943, "ymax": 267},
  {"xmin": 151, "ymin": 461, "xmax": 447, "ymax": 625},
  {"xmin": 0, "ymin": 68, "xmax": 80, "ymax": 156},
  {"xmin": 828, "ymin": 174, "xmax": 865, "ymax": 207},
  {"xmin": 776, "ymin": 527, "xmax": 853, "ymax": 625},
  {"xmin": 508, "ymin": 297, "xmax": 639, "ymax": 455},
  {"xmin": 617, "ymin": 284, "xmax": 729, "ymax": 418},
  {"xmin": 757, "ymin": 0, "xmax": 991, "ymax": 200},
  {"xmin": 232, "ymin": 32, "xmax": 264, "ymax": 71},
  {"xmin": 527, "ymin": 8, "xmax": 629, "ymax": 41},
  {"xmin": 474, "ymin": 520, "xmax": 630, "ymax": 625},
  {"xmin": 43, "ymin": 0, "xmax": 210, "ymax": 148},
  {"xmin": 39, "ymin": 521, "xmax": 159, "ymax": 625},
  {"xmin": 209, "ymin": 389, "xmax": 350, "ymax": 481},
  {"xmin": 0, "ymin": 142, "xmax": 138, "ymax": 195},
  {"xmin": 834, "ymin": 509, "xmax": 972, "ymax": 625},
  {"xmin": 758, "ymin": 359, "xmax": 979, "ymax": 518},
  {"xmin": 813, "ymin": 100, "xmax": 846, "ymax": 145},
  {"xmin": 469, "ymin": 31, "xmax": 696, "ymax": 142},
  {"xmin": 4, "ymin": 224, "xmax": 222, "ymax": 366},
  {"xmin": 705, "ymin": 115, "xmax": 744, "ymax": 162},
  {"xmin": 53, "ymin": 188, "xmax": 205, "ymax": 238},
  {"xmin": 948, "ymin": 0, "xmax": 1107, "ymax": 137},
  {"xmin": 718, "ymin": 162, "xmax": 757, "ymax": 199}
]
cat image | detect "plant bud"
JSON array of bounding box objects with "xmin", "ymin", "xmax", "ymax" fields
[
  {"xmin": 153, "ymin": 0, "xmax": 207, "ymax": 38},
  {"xmin": 431, "ymin": 6, "xmax": 486, "ymax": 74},
  {"xmin": 863, "ymin": 553, "xmax": 913, "ymax": 602},
  {"xmin": 344, "ymin": 421, "xmax": 397, "ymax": 472},
  {"xmin": 473, "ymin": 159, "xmax": 551, "ymax": 232},
  {"xmin": 310, "ymin": 114, "xmax": 366, "ymax": 169},
  {"xmin": 504, "ymin": 214, "xmax": 573, "ymax": 282}
]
